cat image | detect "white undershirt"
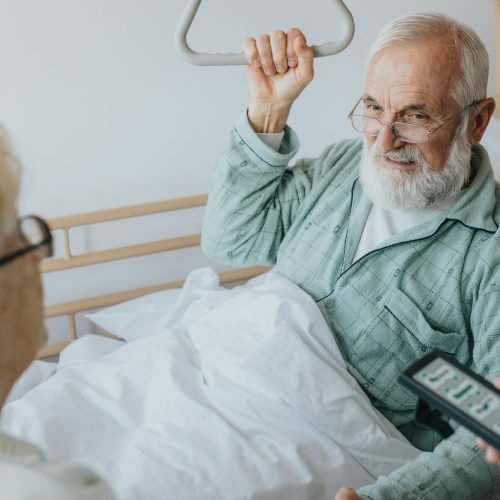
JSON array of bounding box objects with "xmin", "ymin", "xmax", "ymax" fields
[
  {"xmin": 352, "ymin": 197, "xmax": 460, "ymax": 262},
  {"xmin": 258, "ymin": 131, "xmax": 285, "ymax": 151},
  {"xmin": 257, "ymin": 131, "xmax": 463, "ymax": 261}
]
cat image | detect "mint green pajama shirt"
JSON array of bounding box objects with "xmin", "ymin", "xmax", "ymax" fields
[{"xmin": 201, "ymin": 113, "xmax": 500, "ymax": 499}]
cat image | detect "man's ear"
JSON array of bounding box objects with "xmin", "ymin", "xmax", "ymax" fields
[{"xmin": 468, "ymin": 98, "xmax": 496, "ymax": 145}]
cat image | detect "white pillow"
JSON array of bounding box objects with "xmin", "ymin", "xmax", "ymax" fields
[
  {"xmin": 482, "ymin": 116, "xmax": 500, "ymax": 181},
  {"xmin": 85, "ymin": 267, "xmax": 223, "ymax": 342},
  {"xmin": 86, "ymin": 287, "xmax": 183, "ymax": 341},
  {"xmin": 58, "ymin": 335, "xmax": 125, "ymax": 368}
]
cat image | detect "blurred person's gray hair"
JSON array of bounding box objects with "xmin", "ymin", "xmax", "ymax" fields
[{"xmin": 0, "ymin": 127, "xmax": 20, "ymax": 248}]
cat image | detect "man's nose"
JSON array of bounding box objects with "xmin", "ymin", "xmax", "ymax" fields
[{"xmin": 374, "ymin": 123, "xmax": 406, "ymax": 153}]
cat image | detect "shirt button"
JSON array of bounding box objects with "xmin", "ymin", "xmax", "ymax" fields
[{"xmin": 325, "ymin": 299, "xmax": 334, "ymax": 309}]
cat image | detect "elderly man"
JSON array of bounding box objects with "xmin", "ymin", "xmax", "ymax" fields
[
  {"xmin": 0, "ymin": 129, "xmax": 115, "ymax": 499},
  {"xmin": 202, "ymin": 12, "xmax": 500, "ymax": 500}
]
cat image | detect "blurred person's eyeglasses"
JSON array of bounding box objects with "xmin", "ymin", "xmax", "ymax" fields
[
  {"xmin": 0, "ymin": 216, "xmax": 53, "ymax": 268},
  {"xmin": 347, "ymin": 97, "xmax": 480, "ymax": 144}
]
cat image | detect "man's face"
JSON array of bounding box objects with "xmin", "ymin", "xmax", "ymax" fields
[
  {"xmin": 364, "ymin": 37, "xmax": 461, "ymax": 171},
  {"xmin": 359, "ymin": 37, "xmax": 472, "ymax": 209},
  {"xmin": 0, "ymin": 229, "xmax": 46, "ymax": 391}
]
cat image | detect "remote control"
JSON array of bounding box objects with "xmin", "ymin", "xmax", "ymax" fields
[{"xmin": 399, "ymin": 350, "xmax": 500, "ymax": 449}]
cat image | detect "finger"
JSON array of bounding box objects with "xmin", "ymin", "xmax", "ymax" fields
[
  {"xmin": 494, "ymin": 377, "xmax": 500, "ymax": 389},
  {"xmin": 335, "ymin": 487, "xmax": 358, "ymax": 500},
  {"xmin": 242, "ymin": 36, "xmax": 261, "ymax": 69},
  {"xmin": 256, "ymin": 34, "xmax": 275, "ymax": 76},
  {"xmin": 293, "ymin": 34, "xmax": 314, "ymax": 82},
  {"xmin": 477, "ymin": 437, "xmax": 488, "ymax": 449},
  {"xmin": 286, "ymin": 27, "xmax": 304, "ymax": 67},
  {"xmin": 270, "ymin": 30, "xmax": 287, "ymax": 74},
  {"xmin": 486, "ymin": 446, "xmax": 500, "ymax": 464}
]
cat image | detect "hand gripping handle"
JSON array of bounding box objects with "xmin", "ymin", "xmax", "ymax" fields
[{"xmin": 174, "ymin": 0, "xmax": 355, "ymax": 66}]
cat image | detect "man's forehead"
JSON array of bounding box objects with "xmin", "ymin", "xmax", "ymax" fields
[
  {"xmin": 366, "ymin": 39, "xmax": 459, "ymax": 84},
  {"xmin": 363, "ymin": 49, "xmax": 459, "ymax": 114},
  {"xmin": 363, "ymin": 95, "xmax": 428, "ymax": 110}
]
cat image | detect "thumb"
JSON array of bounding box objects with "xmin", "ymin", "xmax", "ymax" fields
[
  {"xmin": 293, "ymin": 35, "xmax": 314, "ymax": 82},
  {"xmin": 335, "ymin": 487, "xmax": 359, "ymax": 500}
]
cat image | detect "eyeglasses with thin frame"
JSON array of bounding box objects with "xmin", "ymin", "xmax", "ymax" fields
[
  {"xmin": 0, "ymin": 216, "xmax": 53, "ymax": 268},
  {"xmin": 347, "ymin": 97, "xmax": 480, "ymax": 144}
]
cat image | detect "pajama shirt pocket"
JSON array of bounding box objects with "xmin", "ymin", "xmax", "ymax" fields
[{"xmin": 349, "ymin": 288, "xmax": 464, "ymax": 412}]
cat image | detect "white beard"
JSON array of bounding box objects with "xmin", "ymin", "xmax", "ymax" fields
[{"xmin": 359, "ymin": 134, "xmax": 472, "ymax": 210}]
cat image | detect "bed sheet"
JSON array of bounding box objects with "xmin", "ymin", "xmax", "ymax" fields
[
  {"xmin": 1, "ymin": 267, "xmax": 420, "ymax": 500},
  {"xmin": 5, "ymin": 360, "xmax": 57, "ymax": 405}
]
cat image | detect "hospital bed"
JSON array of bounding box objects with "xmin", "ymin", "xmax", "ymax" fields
[{"xmin": 37, "ymin": 194, "xmax": 269, "ymax": 359}]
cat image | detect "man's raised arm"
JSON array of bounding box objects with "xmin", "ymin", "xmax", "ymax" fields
[{"xmin": 201, "ymin": 30, "xmax": 316, "ymax": 266}]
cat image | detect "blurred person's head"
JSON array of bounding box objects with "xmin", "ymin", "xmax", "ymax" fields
[
  {"xmin": 0, "ymin": 129, "xmax": 48, "ymax": 406},
  {"xmin": 353, "ymin": 13, "xmax": 496, "ymax": 209}
]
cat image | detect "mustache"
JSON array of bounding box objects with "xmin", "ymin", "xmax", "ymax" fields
[{"xmin": 371, "ymin": 145, "xmax": 426, "ymax": 168}]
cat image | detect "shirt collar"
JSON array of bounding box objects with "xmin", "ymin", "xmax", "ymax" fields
[{"xmin": 444, "ymin": 144, "xmax": 498, "ymax": 233}]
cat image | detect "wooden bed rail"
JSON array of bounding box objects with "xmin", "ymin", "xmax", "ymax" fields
[
  {"xmin": 39, "ymin": 193, "xmax": 268, "ymax": 358},
  {"xmin": 45, "ymin": 195, "xmax": 209, "ymax": 230},
  {"xmin": 41, "ymin": 194, "xmax": 208, "ymax": 273}
]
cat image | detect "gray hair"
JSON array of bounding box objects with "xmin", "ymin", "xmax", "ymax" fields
[
  {"xmin": 366, "ymin": 13, "xmax": 489, "ymax": 132},
  {"xmin": 0, "ymin": 127, "xmax": 20, "ymax": 247}
]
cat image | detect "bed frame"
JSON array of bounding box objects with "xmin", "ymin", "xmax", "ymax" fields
[
  {"xmin": 38, "ymin": 194, "xmax": 267, "ymax": 359},
  {"xmin": 38, "ymin": 2, "xmax": 500, "ymax": 358}
]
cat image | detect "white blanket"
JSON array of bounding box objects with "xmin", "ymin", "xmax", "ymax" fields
[{"xmin": 1, "ymin": 268, "xmax": 420, "ymax": 500}]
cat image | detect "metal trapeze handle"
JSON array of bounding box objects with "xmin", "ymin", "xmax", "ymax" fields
[{"xmin": 174, "ymin": 0, "xmax": 355, "ymax": 66}]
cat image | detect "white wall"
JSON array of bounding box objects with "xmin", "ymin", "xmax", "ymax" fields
[{"xmin": 0, "ymin": 1, "xmax": 495, "ymax": 340}]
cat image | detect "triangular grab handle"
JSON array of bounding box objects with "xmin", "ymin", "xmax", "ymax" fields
[{"xmin": 174, "ymin": 0, "xmax": 355, "ymax": 66}]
